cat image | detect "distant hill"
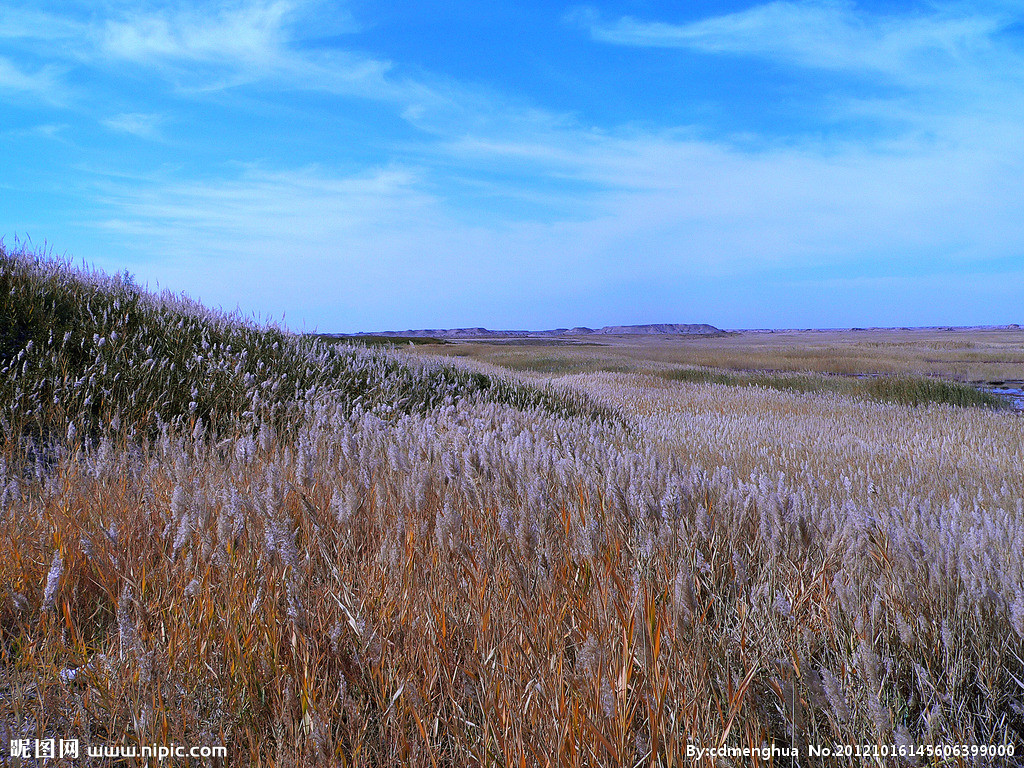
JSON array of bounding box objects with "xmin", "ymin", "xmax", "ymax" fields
[
  {"xmin": 592, "ymin": 323, "xmax": 723, "ymax": 335},
  {"xmin": 360, "ymin": 323, "xmax": 727, "ymax": 339}
]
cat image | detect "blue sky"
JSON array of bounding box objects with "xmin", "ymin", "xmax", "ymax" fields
[{"xmin": 2, "ymin": 0, "xmax": 1023, "ymax": 331}]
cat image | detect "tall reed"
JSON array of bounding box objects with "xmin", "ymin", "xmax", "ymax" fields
[{"xmin": 2, "ymin": 248, "xmax": 1022, "ymax": 765}]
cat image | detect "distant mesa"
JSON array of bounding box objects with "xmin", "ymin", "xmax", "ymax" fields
[
  {"xmin": 358, "ymin": 323, "xmax": 726, "ymax": 338},
  {"xmin": 593, "ymin": 323, "xmax": 723, "ymax": 336}
]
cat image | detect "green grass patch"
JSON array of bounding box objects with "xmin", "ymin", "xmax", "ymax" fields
[
  {"xmin": 661, "ymin": 367, "xmax": 1005, "ymax": 409},
  {"xmin": 863, "ymin": 375, "xmax": 1002, "ymax": 408}
]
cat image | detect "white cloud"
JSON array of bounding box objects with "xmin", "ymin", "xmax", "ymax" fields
[
  {"xmin": 101, "ymin": 1, "xmax": 296, "ymax": 67},
  {"xmin": 0, "ymin": 2, "xmax": 411, "ymax": 103},
  {"xmin": 0, "ymin": 6, "xmax": 84, "ymax": 43},
  {"xmin": 576, "ymin": 1, "xmax": 1015, "ymax": 79},
  {"xmin": 31, "ymin": 123, "xmax": 68, "ymax": 138},
  {"xmin": 103, "ymin": 112, "xmax": 164, "ymax": 139},
  {"xmin": 447, "ymin": 110, "xmax": 1024, "ymax": 267},
  {"xmin": 82, "ymin": 99, "xmax": 1024, "ymax": 330},
  {"xmin": 92, "ymin": 164, "xmax": 440, "ymax": 264},
  {"xmin": 0, "ymin": 55, "xmax": 65, "ymax": 101},
  {"xmin": 87, "ymin": 0, "xmax": 451, "ymax": 115},
  {"xmin": 0, "ymin": 0, "xmax": 573, "ymax": 143}
]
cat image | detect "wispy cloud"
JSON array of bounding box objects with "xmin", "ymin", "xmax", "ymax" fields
[
  {"xmin": 0, "ymin": 5, "xmax": 84, "ymax": 43},
  {"xmin": 101, "ymin": 1, "xmax": 296, "ymax": 67},
  {"xmin": 0, "ymin": 0, "xmax": 501, "ymax": 136},
  {"xmin": 74, "ymin": 0, "xmax": 1024, "ymax": 326},
  {"xmin": 559, "ymin": 1, "xmax": 1024, "ymax": 237},
  {"xmin": 0, "ymin": 55, "xmax": 65, "ymax": 101},
  {"xmin": 103, "ymin": 112, "xmax": 165, "ymax": 139},
  {"xmin": 450, "ymin": 122, "xmax": 1024, "ymax": 263},
  {"xmin": 573, "ymin": 2, "xmax": 1015, "ymax": 80},
  {"xmin": 95, "ymin": 165, "xmax": 432, "ymax": 246},
  {"xmin": 0, "ymin": 2, "xmax": 390, "ymax": 99},
  {"xmin": 85, "ymin": 164, "xmax": 541, "ymax": 328},
  {"xmin": 17, "ymin": 123, "xmax": 69, "ymax": 142},
  {"xmin": 82, "ymin": 101, "xmax": 1024, "ymax": 329},
  {"xmin": 92, "ymin": 0, "xmax": 401, "ymax": 100}
]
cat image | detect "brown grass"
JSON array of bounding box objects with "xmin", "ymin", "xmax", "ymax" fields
[
  {"xmin": 3, "ymin": 382, "xmax": 1023, "ymax": 765},
  {"xmin": 416, "ymin": 328, "xmax": 1024, "ymax": 383}
]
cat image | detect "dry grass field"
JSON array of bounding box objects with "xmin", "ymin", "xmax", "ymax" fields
[
  {"xmin": 421, "ymin": 328, "xmax": 1024, "ymax": 383},
  {"xmin": 2, "ymin": 246, "xmax": 1023, "ymax": 766}
]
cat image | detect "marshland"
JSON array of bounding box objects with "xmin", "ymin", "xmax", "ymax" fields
[{"xmin": 2, "ymin": 244, "xmax": 1023, "ymax": 766}]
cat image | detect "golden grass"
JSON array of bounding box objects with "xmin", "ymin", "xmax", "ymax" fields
[{"xmin": 3, "ymin": 375, "xmax": 1023, "ymax": 765}]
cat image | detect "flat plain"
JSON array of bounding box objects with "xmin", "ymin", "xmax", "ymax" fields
[{"xmin": 413, "ymin": 326, "xmax": 1024, "ymax": 382}]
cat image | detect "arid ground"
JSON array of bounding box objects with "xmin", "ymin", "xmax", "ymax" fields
[{"xmin": 412, "ymin": 326, "xmax": 1024, "ymax": 383}]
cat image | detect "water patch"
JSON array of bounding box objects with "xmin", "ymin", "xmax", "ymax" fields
[{"xmin": 979, "ymin": 385, "xmax": 1024, "ymax": 411}]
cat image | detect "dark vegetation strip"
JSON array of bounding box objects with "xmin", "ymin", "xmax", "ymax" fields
[
  {"xmin": 661, "ymin": 367, "xmax": 1005, "ymax": 409},
  {"xmin": 305, "ymin": 334, "xmax": 448, "ymax": 346},
  {"xmin": 489, "ymin": 357, "xmax": 636, "ymax": 375}
]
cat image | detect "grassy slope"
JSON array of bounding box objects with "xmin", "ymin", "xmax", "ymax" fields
[{"xmin": 0, "ymin": 245, "xmax": 605, "ymax": 446}]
